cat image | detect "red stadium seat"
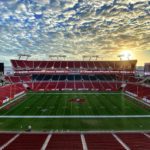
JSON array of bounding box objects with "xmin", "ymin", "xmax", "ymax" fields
[{"xmin": 46, "ymin": 134, "xmax": 83, "ymax": 150}]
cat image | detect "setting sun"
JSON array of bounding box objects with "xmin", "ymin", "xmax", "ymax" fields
[{"xmin": 119, "ymin": 50, "xmax": 133, "ymax": 60}]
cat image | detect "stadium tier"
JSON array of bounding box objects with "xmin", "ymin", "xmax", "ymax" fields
[
  {"xmin": 11, "ymin": 59, "xmax": 137, "ymax": 73},
  {"xmin": 4, "ymin": 60, "xmax": 137, "ymax": 94},
  {"xmin": 0, "ymin": 132, "xmax": 150, "ymax": 149},
  {"xmin": 0, "ymin": 83, "xmax": 25, "ymax": 105},
  {"xmin": 124, "ymin": 83, "xmax": 150, "ymax": 103},
  {"xmin": 5, "ymin": 75, "xmax": 31, "ymax": 83},
  {"xmin": 25, "ymin": 81, "xmax": 121, "ymax": 91}
]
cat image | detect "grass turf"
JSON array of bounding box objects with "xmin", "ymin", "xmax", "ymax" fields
[{"xmin": 0, "ymin": 92, "xmax": 150, "ymax": 131}]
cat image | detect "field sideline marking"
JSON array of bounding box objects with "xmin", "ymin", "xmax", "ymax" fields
[
  {"xmin": 124, "ymin": 92, "xmax": 150, "ymax": 107},
  {"xmin": 0, "ymin": 93, "xmax": 26, "ymax": 110},
  {"xmin": 0, "ymin": 115, "xmax": 150, "ymax": 119},
  {"xmin": 28, "ymin": 92, "xmax": 121, "ymax": 95}
]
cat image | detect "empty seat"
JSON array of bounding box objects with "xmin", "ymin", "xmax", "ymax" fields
[
  {"xmin": 4, "ymin": 133, "xmax": 47, "ymax": 150},
  {"xmin": 116, "ymin": 133, "xmax": 150, "ymax": 150},
  {"xmin": 46, "ymin": 134, "xmax": 82, "ymax": 150},
  {"xmin": 0, "ymin": 133, "xmax": 16, "ymax": 147},
  {"xmin": 84, "ymin": 133, "xmax": 125, "ymax": 150}
]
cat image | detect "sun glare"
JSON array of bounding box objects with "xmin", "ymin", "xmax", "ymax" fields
[{"xmin": 120, "ymin": 50, "xmax": 133, "ymax": 60}]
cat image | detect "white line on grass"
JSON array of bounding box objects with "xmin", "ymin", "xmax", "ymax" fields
[
  {"xmin": 28, "ymin": 92, "xmax": 121, "ymax": 95},
  {"xmin": 124, "ymin": 92, "xmax": 150, "ymax": 107},
  {"xmin": 0, "ymin": 115, "xmax": 150, "ymax": 119},
  {"xmin": 0, "ymin": 93, "xmax": 26, "ymax": 110}
]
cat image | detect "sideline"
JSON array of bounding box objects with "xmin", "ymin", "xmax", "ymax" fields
[
  {"xmin": 124, "ymin": 92, "xmax": 150, "ymax": 107},
  {"xmin": 0, "ymin": 115, "xmax": 150, "ymax": 119},
  {"xmin": 0, "ymin": 93, "xmax": 26, "ymax": 110},
  {"xmin": 27, "ymin": 92, "xmax": 121, "ymax": 95},
  {"xmin": 0, "ymin": 130, "xmax": 149, "ymax": 134}
]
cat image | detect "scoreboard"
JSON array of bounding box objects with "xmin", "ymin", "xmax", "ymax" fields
[{"xmin": 0, "ymin": 63, "xmax": 4, "ymax": 74}]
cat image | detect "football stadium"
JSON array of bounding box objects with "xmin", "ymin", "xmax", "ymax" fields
[{"xmin": 0, "ymin": 0, "xmax": 150, "ymax": 149}]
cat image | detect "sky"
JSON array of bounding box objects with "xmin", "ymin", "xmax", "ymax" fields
[{"xmin": 0, "ymin": 0, "xmax": 149, "ymax": 66}]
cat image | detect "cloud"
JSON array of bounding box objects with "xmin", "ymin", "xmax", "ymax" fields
[
  {"xmin": 0, "ymin": 0, "xmax": 149, "ymax": 65},
  {"xmin": 33, "ymin": 0, "xmax": 50, "ymax": 5}
]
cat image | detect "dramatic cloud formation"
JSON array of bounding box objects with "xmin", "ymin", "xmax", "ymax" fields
[{"xmin": 0, "ymin": 0, "xmax": 149, "ymax": 65}]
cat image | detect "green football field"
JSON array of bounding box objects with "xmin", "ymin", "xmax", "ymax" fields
[{"xmin": 0, "ymin": 92, "xmax": 150, "ymax": 131}]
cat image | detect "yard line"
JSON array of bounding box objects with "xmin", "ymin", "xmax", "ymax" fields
[
  {"xmin": 0, "ymin": 115, "xmax": 150, "ymax": 119},
  {"xmin": 0, "ymin": 93, "xmax": 26, "ymax": 110}
]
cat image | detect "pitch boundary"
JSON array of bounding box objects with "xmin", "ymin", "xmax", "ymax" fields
[
  {"xmin": 0, "ymin": 93, "xmax": 26, "ymax": 110},
  {"xmin": 0, "ymin": 130, "xmax": 149, "ymax": 133},
  {"xmin": 124, "ymin": 92, "xmax": 150, "ymax": 107},
  {"xmin": 0, "ymin": 115, "xmax": 150, "ymax": 119},
  {"xmin": 27, "ymin": 92, "xmax": 122, "ymax": 95}
]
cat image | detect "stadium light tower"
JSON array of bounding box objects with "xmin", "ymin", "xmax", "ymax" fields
[
  {"xmin": 83, "ymin": 55, "xmax": 102, "ymax": 61},
  {"xmin": 18, "ymin": 54, "xmax": 31, "ymax": 60},
  {"xmin": 95, "ymin": 55, "xmax": 99, "ymax": 60},
  {"xmin": 117, "ymin": 53, "xmax": 131, "ymax": 60},
  {"xmin": 83, "ymin": 55, "xmax": 95, "ymax": 61},
  {"xmin": 91, "ymin": 55, "xmax": 99, "ymax": 61},
  {"xmin": 96, "ymin": 55, "xmax": 104, "ymax": 60},
  {"xmin": 126, "ymin": 53, "xmax": 131, "ymax": 60},
  {"xmin": 49, "ymin": 55, "xmax": 56, "ymax": 60},
  {"xmin": 82, "ymin": 55, "xmax": 88, "ymax": 61},
  {"xmin": 117, "ymin": 54, "xmax": 123, "ymax": 60},
  {"xmin": 49, "ymin": 55, "xmax": 66, "ymax": 60},
  {"xmin": 59, "ymin": 55, "xmax": 66, "ymax": 60}
]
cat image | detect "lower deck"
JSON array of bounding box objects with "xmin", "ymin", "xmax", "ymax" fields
[{"xmin": 0, "ymin": 132, "xmax": 150, "ymax": 150}]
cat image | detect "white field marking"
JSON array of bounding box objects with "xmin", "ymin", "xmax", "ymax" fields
[
  {"xmin": 2, "ymin": 96, "xmax": 29, "ymax": 116},
  {"xmin": 81, "ymin": 134, "xmax": 88, "ymax": 150},
  {"xmin": 41, "ymin": 109, "xmax": 48, "ymax": 112},
  {"xmin": 124, "ymin": 93, "xmax": 150, "ymax": 107},
  {"xmin": 41, "ymin": 134, "xmax": 52, "ymax": 150},
  {"xmin": 0, "ymin": 115, "xmax": 150, "ymax": 119},
  {"xmin": 144, "ymin": 133, "xmax": 150, "ymax": 138},
  {"xmin": 0, "ymin": 131, "xmax": 149, "ymax": 134},
  {"xmin": 0, "ymin": 93, "xmax": 26, "ymax": 110},
  {"xmin": 112, "ymin": 133, "xmax": 130, "ymax": 150},
  {"xmin": 0, "ymin": 133, "xmax": 20, "ymax": 150},
  {"xmin": 28, "ymin": 92, "xmax": 121, "ymax": 95}
]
